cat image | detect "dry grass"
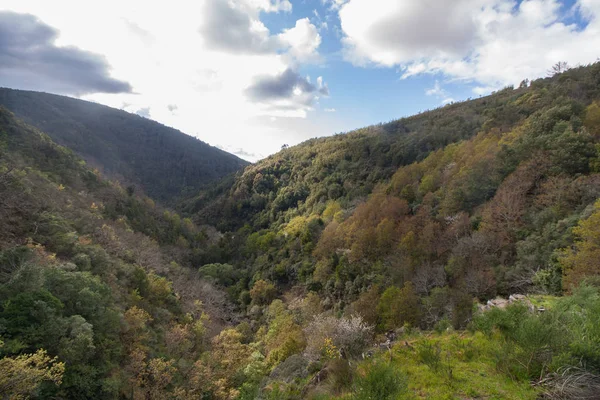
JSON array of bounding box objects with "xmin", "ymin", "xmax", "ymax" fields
[{"xmin": 538, "ymin": 366, "xmax": 600, "ymax": 400}]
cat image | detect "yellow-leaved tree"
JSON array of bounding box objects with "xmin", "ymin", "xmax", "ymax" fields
[
  {"xmin": 0, "ymin": 341, "xmax": 65, "ymax": 399},
  {"xmin": 559, "ymin": 200, "xmax": 600, "ymax": 291}
]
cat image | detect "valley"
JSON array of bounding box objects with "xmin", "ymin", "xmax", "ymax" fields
[{"xmin": 1, "ymin": 63, "xmax": 600, "ymax": 399}]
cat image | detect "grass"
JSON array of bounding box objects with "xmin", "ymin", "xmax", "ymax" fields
[
  {"xmin": 527, "ymin": 294, "xmax": 559, "ymax": 310},
  {"xmin": 328, "ymin": 331, "xmax": 539, "ymax": 399}
]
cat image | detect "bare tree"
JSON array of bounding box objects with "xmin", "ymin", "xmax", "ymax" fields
[{"xmin": 548, "ymin": 61, "xmax": 569, "ymax": 77}]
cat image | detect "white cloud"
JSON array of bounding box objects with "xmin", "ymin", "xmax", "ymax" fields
[
  {"xmin": 425, "ymin": 81, "xmax": 446, "ymax": 97},
  {"xmin": 337, "ymin": 0, "xmax": 600, "ymax": 91},
  {"xmin": 0, "ymin": 0, "xmax": 327, "ymax": 161},
  {"xmin": 199, "ymin": 0, "xmax": 280, "ymax": 54},
  {"xmin": 310, "ymin": 8, "xmax": 329, "ymax": 31},
  {"xmin": 245, "ymin": 68, "xmax": 329, "ymax": 117},
  {"xmin": 278, "ymin": 18, "xmax": 322, "ymax": 62},
  {"xmin": 322, "ymin": 0, "xmax": 350, "ymax": 11},
  {"xmin": 425, "ymin": 80, "xmax": 454, "ymax": 105},
  {"xmin": 245, "ymin": 0, "xmax": 292, "ymax": 13},
  {"xmin": 324, "ymin": 108, "xmax": 336, "ymax": 112},
  {"xmin": 340, "ymin": 0, "xmax": 478, "ymax": 66}
]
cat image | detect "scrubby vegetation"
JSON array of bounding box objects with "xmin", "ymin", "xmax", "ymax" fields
[{"xmin": 2, "ymin": 62, "xmax": 600, "ymax": 399}]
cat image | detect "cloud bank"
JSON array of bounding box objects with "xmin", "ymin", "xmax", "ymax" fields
[
  {"xmin": 0, "ymin": 11, "xmax": 132, "ymax": 95},
  {"xmin": 337, "ymin": 0, "xmax": 600, "ymax": 90}
]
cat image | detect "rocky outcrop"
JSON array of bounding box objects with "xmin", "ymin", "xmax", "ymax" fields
[{"xmin": 478, "ymin": 294, "xmax": 540, "ymax": 312}]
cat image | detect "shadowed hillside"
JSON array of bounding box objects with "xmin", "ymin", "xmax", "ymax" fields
[{"xmin": 0, "ymin": 88, "xmax": 249, "ymax": 202}]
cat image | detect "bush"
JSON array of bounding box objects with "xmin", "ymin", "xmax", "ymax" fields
[
  {"xmin": 249, "ymin": 279, "xmax": 277, "ymax": 305},
  {"xmin": 352, "ymin": 363, "xmax": 408, "ymax": 400},
  {"xmin": 416, "ymin": 340, "xmax": 443, "ymax": 371},
  {"xmin": 198, "ymin": 263, "xmax": 239, "ymax": 286},
  {"xmin": 472, "ymin": 286, "xmax": 600, "ymax": 381},
  {"xmin": 303, "ymin": 314, "xmax": 374, "ymax": 361},
  {"xmin": 472, "ymin": 304, "xmax": 565, "ymax": 379},
  {"xmin": 555, "ymin": 285, "xmax": 600, "ymax": 372},
  {"xmin": 377, "ymin": 283, "xmax": 421, "ymax": 331},
  {"xmin": 269, "ymin": 354, "xmax": 309, "ymax": 383},
  {"xmin": 327, "ymin": 359, "xmax": 354, "ymax": 394},
  {"xmin": 434, "ymin": 318, "xmax": 452, "ymax": 334}
]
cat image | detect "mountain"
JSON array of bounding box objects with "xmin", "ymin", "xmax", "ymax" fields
[
  {"xmin": 2, "ymin": 63, "xmax": 600, "ymax": 400},
  {"xmin": 190, "ymin": 63, "xmax": 600, "ymax": 300},
  {"xmin": 175, "ymin": 63, "xmax": 600, "ymax": 397},
  {"xmin": 188, "ymin": 64, "xmax": 600, "ymax": 232},
  {"xmin": 185, "ymin": 86, "xmax": 511, "ymax": 231},
  {"xmin": 0, "ymin": 88, "xmax": 249, "ymax": 202}
]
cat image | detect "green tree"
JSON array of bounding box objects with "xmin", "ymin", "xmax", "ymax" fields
[
  {"xmin": 584, "ymin": 101, "xmax": 600, "ymax": 137},
  {"xmin": 250, "ymin": 280, "xmax": 277, "ymax": 305},
  {"xmin": 377, "ymin": 282, "xmax": 421, "ymax": 330}
]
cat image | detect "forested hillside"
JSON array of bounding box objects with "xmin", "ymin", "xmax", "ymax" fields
[
  {"xmin": 2, "ymin": 63, "xmax": 600, "ymax": 400},
  {"xmin": 186, "ymin": 84, "xmax": 515, "ymax": 230},
  {"xmin": 0, "ymin": 108, "xmax": 238, "ymax": 398},
  {"xmin": 178, "ymin": 63, "xmax": 600, "ymax": 398},
  {"xmin": 191, "ymin": 64, "xmax": 600, "ymax": 302},
  {"xmin": 0, "ymin": 88, "xmax": 248, "ymax": 202}
]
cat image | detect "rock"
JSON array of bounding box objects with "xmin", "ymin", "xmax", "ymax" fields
[
  {"xmin": 487, "ymin": 298, "xmax": 509, "ymax": 309},
  {"xmin": 508, "ymin": 294, "xmax": 535, "ymax": 311},
  {"xmin": 480, "ymin": 294, "xmax": 536, "ymax": 312},
  {"xmin": 509, "ymin": 294, "xmax": 527, "ymax": 302},
  {"xmin": 477, "ymin": 303, "xmax": 488, "ymax": 312},
  {"xmin": 385, "ymin": 330, "xmax": 397, "ymax": 342}
]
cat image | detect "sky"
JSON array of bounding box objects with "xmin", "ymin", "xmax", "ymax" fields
[{"xmin": 1, "ymin": 0, "xmax": 599, "ymax": 161}]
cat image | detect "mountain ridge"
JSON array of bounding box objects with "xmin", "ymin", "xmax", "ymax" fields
[{"xmin": 0, "ymin": 87, "xmax": 249, "ymax": 203}]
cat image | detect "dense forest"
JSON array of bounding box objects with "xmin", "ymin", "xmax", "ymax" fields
[
  {"xmin": 0, "ymin": 88, "xmax": 248, "ymax": 203},
  {"xmin": 2, "ymin": 63, "xmax": 600, "ymax": 399},
  {"xmin": 0, "ymin": 108, "xmax": 239, "ymax": 398}
]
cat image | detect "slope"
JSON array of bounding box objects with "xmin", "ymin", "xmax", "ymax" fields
[
  {"xmin": 187, "ymin": 62, "xmax": 600, "ymax": 326},
  {"xmin": 0, "ymin": 107, "xmax": 236, "ymax": 399},
  {"xmin": 0, "ymin": 87, "xmax": 249, "ymax": 203},
  {"xmin": 186, "ymin": 76, "xmax": 532, "ymax": 231},
  {"xmin": 173, "ymin": 62, "xmax": 600, "ymax": 399},
  {"xmin": 3, "ymin": 61, "xmax": 600, "ymax": 399}
]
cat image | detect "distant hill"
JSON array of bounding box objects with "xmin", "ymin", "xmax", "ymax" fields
[{"xmin": 0, "ymin": 88, "xmax": 249, "ymax": 202}]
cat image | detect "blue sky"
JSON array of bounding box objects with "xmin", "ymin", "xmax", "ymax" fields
[
  {"xmin": 262, "ymin": 1, "xmax": 466, "ymax": 129},
  {"xmin": 277, "ymin": 0, "xmax": 590, "ymax": 129},
  {"xmin": 1, "ymin": 0, "xmax": 599, "ymax": 161}
]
